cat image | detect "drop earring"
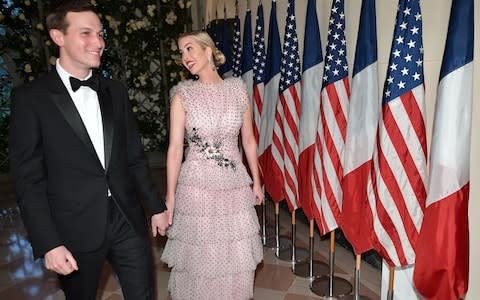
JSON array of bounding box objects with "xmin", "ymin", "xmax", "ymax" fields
[{"xmin": 208, "ymin": 55, "xmax": 216, "ymax": 71}]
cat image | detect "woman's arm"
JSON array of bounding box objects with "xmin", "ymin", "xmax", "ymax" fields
[
  {"xmin": 241, "ymin": 100, "xmax": 264, "ymax": 205},
  {"xmin": 165, "ymin": 93, "xmax": 186, "ymax": 222}
]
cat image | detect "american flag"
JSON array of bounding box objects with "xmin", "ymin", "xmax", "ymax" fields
[
  {"xmin": 414, "ymin": 0, "xmax": 473, "ymax": 298},
  {"xmin": 251, "ymin": 3, "xmax": 266, "ymax": 144},
  {"xmin": 258, "ymin": 0, "xmax": 284, "ymax": 202},
  {"xmin": 368, "ymin": 0, "xmax": 427, "ymax": 267},
  {"xmin": 275, "ymin": 0, "xmax": 302, "ymax": 211},
  {"xmin": 241, "ymin": 8, "xmax": 253, "ymax": 108},
  {"xmin": 211, "ymin": 11, "xmax": 221, "ymax": 52},
  {"xmin": 206, "ymin": 7, "xmax": 221, "ymax": 48},
  {"xmin": 298, "ymin": 0, "xmax": 323, "ymax": 221},
  {"xmin": 206, "ymin": 19, "xmax": 217, "ymax": 46},
  {"xmin": 341, "ymin": 0, "xmax": 377, "ymax": 255},
  {"xmin": 312, "ymin": 0, "xmax": 350, "ymax": 235},
  {"xmin": 232, "ymin": 1, "xmax": 242, "ymax": 78},
  {"xmin": 219, "ymin": 6, "xmax": 232, "ymax": 77},
  {"xmin": 213, "ymin": 10, "xmax": 221, "ymax": 51}
]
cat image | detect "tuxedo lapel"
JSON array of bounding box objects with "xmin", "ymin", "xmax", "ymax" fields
[
  {"xmin": 48, "ymin": 73, "xmax": 100, "ymax": 165},
  {"xmin": 98, "ymin": 82, "xmax": 114, "ymax": 172}
]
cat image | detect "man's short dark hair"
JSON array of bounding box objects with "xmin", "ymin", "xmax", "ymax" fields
[{"xmin": 46, "ymin": 0, "xmax": 98, "ymax": 32}]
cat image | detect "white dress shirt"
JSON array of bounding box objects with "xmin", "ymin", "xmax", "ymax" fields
[{"xmin": 56, "ymin": 60, "xmax": 106, "ymax": 170}]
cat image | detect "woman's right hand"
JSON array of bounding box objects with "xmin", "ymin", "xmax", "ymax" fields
[
  {"xmin": 165, "ymin": 194, "xmax": 175, "ymax": 225},
  {"xmin": 252, "ymin": 183, "xmax": 264, "ymax": 206}
]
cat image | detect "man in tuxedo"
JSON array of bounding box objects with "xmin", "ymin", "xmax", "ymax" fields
[{"xmin": 8, "ymin": 1, "xmax": 171, "ymax": 299}]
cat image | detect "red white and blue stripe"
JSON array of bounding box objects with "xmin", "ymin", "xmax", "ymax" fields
[
  {"xmin": 313, "ymin": 0, "xmax": 350, "ymax": 234},
  {"xmin": 414, "ymin": 0, "xmax": 473, "ymax": 298},
  {"xmin": 275, "ymin": 0, "xmax": 302, "ymax": 211},
  {"xmin": 368, "ymin": 0, "xmax": 427, "ymax": 267},
  {"xmin": 341, "ymin": 0, "xmax": 377, "ymax": 255},
  {"xmin": 298, "ymin": 0, "xmax": 323, "ymax": 221},
  {"xmin": 258, "ymin": 0, "xmax": 284, "ymax": 202}
]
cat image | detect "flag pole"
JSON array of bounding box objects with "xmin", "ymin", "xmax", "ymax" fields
[
  {"xmin": 261, "ymin": 187, "xmax": 267, "ymax": 244},
  {"xmin": 261, "ymin": 189, "xmax": 276, "ymax": 248},
  {"xmin": 311, "ymin": 231, "xmax": 352, "ymax": 298},
  {"xmin": 292, "ymin": 210, "xmax": 298, "ymax": 271},
  {"xmin": 276, "ymin": 209, "xmax": 309, "ymax": 268},
  {"xmin": 274, "ymin": 202, "xmax": 280, "ymax": 256},
  {"xmin": 342, "ymin": 255, "xmax": 372, "ymax": 300},
  {"xmin": 293, "ymin": 219, "xmax": 329, "ymax": 279},
  {"xmin": 387, "ymin": 266, "xmax": 395, "ymax": 300},
  {"xmin": 273, "ymin": 202, "xmax": 291, "ymax": 256}
]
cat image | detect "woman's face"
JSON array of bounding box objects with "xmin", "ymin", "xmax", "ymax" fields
[{"xmin": 178, "ymin": 36, "xmax": 212, "ymax": 76}]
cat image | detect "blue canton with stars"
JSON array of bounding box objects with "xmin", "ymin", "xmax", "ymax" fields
[
  {"xmin": 232, "ymin": 10, "xmax": 242, "ymax": 77},
  {"xmin": 279, "ymin": 0, "xmax": 301, "ymax": 93},
  {"xmin": 253, "ymin": 4, "xmax": 266, "ymax": 85},
  {"xmin": 323, "ymin": 0, "xmax": 349, "ymax": 87},
  {"xmin": 383, "ymin": 0, "xmax": 424, "ymax": 103}
]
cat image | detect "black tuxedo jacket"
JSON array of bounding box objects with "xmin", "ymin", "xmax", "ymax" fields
[{"xmin": 9, "ymin": 70, "xmax": 166, "ymax": 258}]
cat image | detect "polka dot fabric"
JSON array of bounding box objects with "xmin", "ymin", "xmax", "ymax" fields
[{"xmin": 161, "ymin": 78, "xmax": 263, "ymax": 300}]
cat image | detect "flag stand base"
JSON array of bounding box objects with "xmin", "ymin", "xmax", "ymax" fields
[
  {"xmin": 276, "ymin": 246, "xmax": 309, "ymax": 262},
  {"xmin": 310, "ymin": 276, "xmax": 352, "ymax": 298},
  {"xmin": 341, "ymin": 295, "xmax": 372, "ymax": 300},
  {"xmin": 273, "ymin": 235, "xmax": 292, "ymax": 253},
  {"xmin": 262, "ymin": 225, "xmax": 277, "ymax": 248},
  {"xmin": 293, "ymin": 260, "xmax": 329, "ymax": 278}
]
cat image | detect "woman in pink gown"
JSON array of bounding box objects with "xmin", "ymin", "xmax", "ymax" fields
[{"xmin": 160, "ymin": 31, "xmax": 264, "ymax": 300}]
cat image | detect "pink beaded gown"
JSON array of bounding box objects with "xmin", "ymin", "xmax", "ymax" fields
[{"xmin": 161, "ymin": 78, "xmax": 263, "ymax": 300}]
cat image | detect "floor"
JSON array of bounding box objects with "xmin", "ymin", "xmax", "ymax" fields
[{"xmin": 0, "ymin": 168, "xmax": 381, "ymax": 300}]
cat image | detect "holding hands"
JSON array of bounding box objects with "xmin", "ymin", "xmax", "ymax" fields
[{"xmin": 151, "ymin": 196, "xmax": 175, "ymax": 237}]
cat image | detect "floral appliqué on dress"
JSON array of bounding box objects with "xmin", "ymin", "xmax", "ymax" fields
[{"xmin": 187, "ymin": 128, "xmax": 237, "ymax": 170}]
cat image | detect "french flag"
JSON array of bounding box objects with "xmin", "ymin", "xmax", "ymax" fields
[
  {"xmin": 413, "ymin": 0, "xmax": 473, "ymax": 298},
  {"xmin": 241, "ymin": 7, "xmax": 253, "ymax": 108},
  {"xmin": 341, "ymin": 0, "xmax": 377, "ymax": 255},
  {"xmin": 258, "ymin": 0, "xmax": 284, "ymax": 202},
  {"xmin": 298, "ymin": 0, "xmax": 323, "ymax": 221}
]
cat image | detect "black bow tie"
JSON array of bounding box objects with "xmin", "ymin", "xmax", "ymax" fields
[{"xmin": 70, "ymin": 75, "xmax": 99, "ymax": 92}]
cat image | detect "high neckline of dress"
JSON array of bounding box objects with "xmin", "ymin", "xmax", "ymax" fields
[{"xmin": 196, "ymin": 79, "xmax": 224, "ymax": 85}]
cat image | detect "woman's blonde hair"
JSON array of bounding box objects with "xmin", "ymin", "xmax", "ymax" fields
[{"xmin": 179, "ymin": 31, "xmax": 226, "ymax": 66}]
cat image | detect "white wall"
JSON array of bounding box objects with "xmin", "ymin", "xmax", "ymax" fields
[{"xmin": 195, "ymin": 1, "xmax": 479, "ymax": 299}]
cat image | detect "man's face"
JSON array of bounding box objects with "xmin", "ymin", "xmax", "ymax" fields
[{"xmin": 52, "ymin": 11, "xmax": 105, "ymax": 77}]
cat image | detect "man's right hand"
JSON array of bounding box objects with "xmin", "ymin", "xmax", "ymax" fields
[{"xmin": 44, "ymin": 245, "xmax": 78, "ymax": 275}]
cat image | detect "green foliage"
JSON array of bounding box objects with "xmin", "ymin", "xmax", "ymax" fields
[
  {"xmin": 1, "ymin": 0, "xmax": 55, "ymax": 82},
  {"xmin": 94, "ymin": 0, "xmax": 192, "ymax": 151}
]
